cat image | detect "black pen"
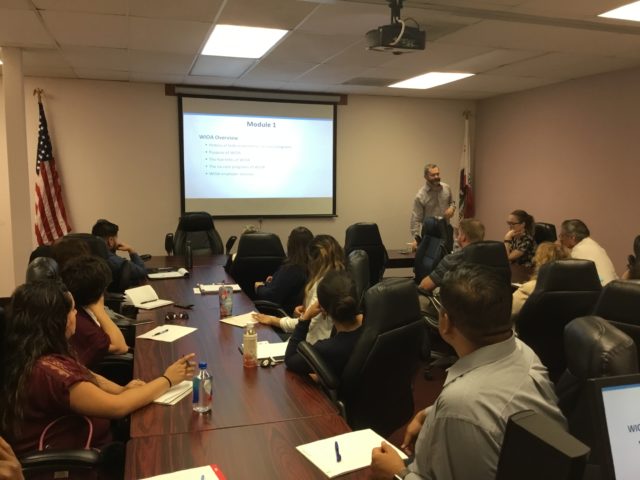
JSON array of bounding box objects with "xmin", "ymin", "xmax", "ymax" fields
[
  {"xmin": 334, "ymin": 441, "xmax": 341, "ymax": 463},
  {"xmin": 152, "ymin": 328, "xmax": 169, "ymax": 336},
  {"xmin": 140, "ymin": 299, "xmax": 155, "ymax": 305}
]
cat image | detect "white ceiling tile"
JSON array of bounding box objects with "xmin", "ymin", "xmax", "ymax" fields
[
  {"xmin": 217, "ymin": 0, "xmax": 318, "ymax": 30},
  {"xmin": 74, "ymin": 67, "xmax": 129, "ymax": 81},
  {"xmin": 183, "ymin": 75, "xmax": 235, "ymax": 86},
  {"xmin": 0, "ymin": 8, "xmax": 55, "ymax": 47},
  {"xmin": 297, "ymin": 3, "xmax": 389, "ymax": 35},
  {"xmin": 1, "ymin": 0, "xmax": 34, "ymax": 9},
  {"xmin": 32, "ymin": 0, "xmax": 127, "ymax": 15},
  {"xmin": 232, "ymin": 79, "xmax": 288, "ymax": 90},
  {"xmin": 268, "ymin": 31, "xmax": 361, "ymax": 63},
  {"xmin": 191, "ymin": 56, "xmax": 254, "ymax": 77},
  {"xmin": 296, "ymin": 63, "xmax": 367, "ymax": 84},
  {"xmin": 128, "ymin": 50, "xmax": 194, "ymax": 74},
  {"xmin": 41, "ymin": 11, "xmax": 127, "ymax": 48},
  {"xmin": 326, "ymin": 39, "xmax": 396, "ymax": 68},
  {"xmin": 442, "ymin": 20, "xmax": 640, "ymax": 58},
  {"xmin": 62, "ymin": 46, "xmax": 127, "ymax": 70},
  {"xmin": 129, "ymin": 72, "xmax": 185, "ymax": 84},
  {"xmin": 489, "ymin": 52, "xmax": 640, "ymax": 80},
  {"xmin": 22, "ymin": 49, "xmax": 70, "ymax": 69},
  {"xmin": 440, "ymin": 73, "xmax": 557, "ymax": 93},
  {"xmin": 23, "ymin": 65, "xmax": 76, "ymax": 78},
  {"xmin": 379, "ymin": 42, "xmax": 493, "ymax": 71},
  {"xmin": 241, "ymin": 60, "xmax": 316, "ymax": 82},
  {"xmin": 129, "ymin": 0, "xmax": 223, "ymax": 22},
  {"xmin": 511, "ymin": 0, "xmax": 629, "ymax": 18},
  {"xmin": 445, "ymin": 48, "xmax": 544, "ymax": 73},
  {"xmin": 128, "ymin": 17, "xmax": 211, "ymax": 54}
]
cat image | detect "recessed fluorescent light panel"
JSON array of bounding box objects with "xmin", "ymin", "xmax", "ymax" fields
[
  {"xmin": 389, "ymin": 72, "xmax": 474, "ymax": 89},
  {"xmin": 599, "ymin": 1, "xmax": 640, "ymax": 21},
  {"xmin": 202, "ymin": 25, "xmax": 288, "ymax": 59}
]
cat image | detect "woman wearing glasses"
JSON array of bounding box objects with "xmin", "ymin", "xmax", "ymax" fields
[{"xmin": 503, "ymin": 209, "xmax": 536, "ymax": 266}]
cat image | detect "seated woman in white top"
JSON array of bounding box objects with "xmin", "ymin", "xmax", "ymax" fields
[
  {"xmin": 253, "ymin": 234, "xmax": 345, "ymax": 344},
  {"xmin": 511, "ymin": 242, "xmax": 569, "ymax": 320}
]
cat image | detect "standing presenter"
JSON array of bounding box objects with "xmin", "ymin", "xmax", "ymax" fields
[{"xmin": 410, "ymin": 163, "xmax": 455, "ymax": 248}]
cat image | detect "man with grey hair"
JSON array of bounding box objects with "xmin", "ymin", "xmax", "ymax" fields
[
  {"xmin": 410, "ymin": 164, "xmax": 455, "ymax": 247},
  {"xmin": 559, "ymin": 219, "xmax": 618, "ymax": 285}
]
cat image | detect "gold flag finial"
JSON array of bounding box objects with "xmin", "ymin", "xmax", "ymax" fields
[{"xmin": 33, "ymin": 88, "xmax": 44, "ymax": 102}]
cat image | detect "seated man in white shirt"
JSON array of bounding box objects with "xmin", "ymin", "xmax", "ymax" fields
[
  {"xmin": 559, "ymin": 219, "xmax": 618, "ymax": 285},
  {"xmin": 371, "ymin": 263, "xmax": 566, "ymax": 480}
]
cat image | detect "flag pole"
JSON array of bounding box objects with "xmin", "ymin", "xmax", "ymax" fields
[{"xmin": 33, "ymin": 88, "xmax": 44, "ymax": 102}]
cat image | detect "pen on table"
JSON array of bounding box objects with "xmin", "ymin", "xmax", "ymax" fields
[
  {"xmin": 182, "ymin": 355, "xmax": 193, "ymax": 367},
  {"xmin": 140, "ymin": 299, "xmax": 155, "ymax": 304},
  {"xmin": 334, "ymin": 440, "xmax": 341, "ymax": 463},
  {"xmin": 152, "ymin": 328, "xmax": 169, "ymax": 337}
]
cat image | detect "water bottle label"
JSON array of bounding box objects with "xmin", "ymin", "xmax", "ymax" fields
[
  {"xmin": 192, "ymin": 377, "xmax": 200, "ymax": 403},
  {"xmin": 203, "ymin": 378, "xmax": 212, "ymax": 403}
]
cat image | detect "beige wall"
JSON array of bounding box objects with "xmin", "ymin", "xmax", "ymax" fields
[
  {"xmin": 475, "ymin": 66, "xmax": 640, "ymax": 275},
  {"xmin": 0, "ymin": 77, "xmax": 472, "ymax": 296}
]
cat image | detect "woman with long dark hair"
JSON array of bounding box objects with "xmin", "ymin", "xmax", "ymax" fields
[
  {"xmin": 285, "ymin": 270, "xmax": 363, "ymax": 377},
  {"xmin": 503, "ymin": 209, "xmax": 536, "ymax": 266},
  {"xmin": 0, "ymin": 280, "xmax": 194, "ymax": 456},
  {"xmin": 253, "ymin": 234, "xmax": 345, "ymax": 344},
  {"xmin": 254, "ymin": 226, "xmax": 313, "ymax": 315}
]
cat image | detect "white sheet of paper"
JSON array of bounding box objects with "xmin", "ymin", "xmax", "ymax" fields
[
  {"xmin": 137, "ymin": 324, "xmax": 196, "ymax": 342},
  {"xmin": 125, "ymin": 285, "xmax": 173, "ymax": 309},
  {"xmin": 257, "ymin": 341, "xmax": 289, "ymax": 359},
  {"xmin": 296, "ymin": 429, "xmax": 407, "ymax": 478},
  {"xmin": 153, "ymin": 380, "xmax": 192, "ymax": 405},
  {"xmin": 148, "ymin": 268, "xmax": 189, "ymax": 279},
  {"xmin": 140, "ymin": 464, "xmax": 224, "ymax": 480},
  {"xmin": 193, "ymin": 283, "xmax": 242, "ymax": 294},
  {"xmin": 219, "ymin": 311, "xmax": 257, "ymax": 328}
]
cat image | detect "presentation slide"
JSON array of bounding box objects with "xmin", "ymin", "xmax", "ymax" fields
[
  {"xmin": 601, "ymin": 384, "xmax": 640, "ymax": 480},
  {"xmin": 180, "ymin": 97, "xmax": 336, "ymax": 217}
]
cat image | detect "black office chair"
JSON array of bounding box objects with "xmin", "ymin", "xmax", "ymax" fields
[
  {"xmin": 517, "ymin": 260, "xmax": 602, "ymax": 382},
  {"xmin": 555, "ymin": 316, "xmax": 638, "ymax": 467},
  {"xmin": 421, "ymin": 216, "xmax": 454, "ymax": 254},
  {"xmin": 170, "ymin": 211, "xmax": 236, "ymax": 256},
  {"xmin": 462, "ymin": 240, "xmax": 512, "ymax": 285},
  {"xmin": 346, "ymin": 249, "xmax": 370, "ymax": 311},
  {"xmin": 344, "ymin": 222, "xmax": 388, "ymax": 287},
  {"xmin": 28, "ymin": 244, "xmax": 54, "ymax": 264},
  {"xmin": 297, "ymin": 278, "xmax": 423, "ymax": 437},
  {"xmin": 414, "ymin": 217, "xmax": 447, "ymax": 284},
  {"xmin": 534, "ymin": 222, "xmax": 557, "ymax": 245},
  {"xmin": 496, "ymin": 410, "xmax": 589, "ymax": 480},
  {"xmin": 229, "ymin": 232, "xmax": 286, "ymax": 299},
  {"xmin": 592, "ymin": 279, "xmax": 640, "ymax": 365}
]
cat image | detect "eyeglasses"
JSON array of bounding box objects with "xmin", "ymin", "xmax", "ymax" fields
[
  {"xmin": 506, "ymin": 221, "xmax": 523, "ymax": 227},
  {"xmin": 165, "ymin": 312, "xmax": 189, "ymax": 321}
]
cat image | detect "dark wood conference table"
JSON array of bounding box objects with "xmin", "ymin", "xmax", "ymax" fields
[{"xmin": 125, "ymin": 256, "xmax": 367, "ymax": 479}]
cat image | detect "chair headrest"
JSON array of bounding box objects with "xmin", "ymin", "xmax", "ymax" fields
[
  {"xmin": 462, "ymin": 241, "xmax": 510, "ymax": 268},
  {"xmin": 535, "ymin": 259, "xmax": 601, "ymax": 292},
  {"xmin": 363, "ymin": 278, "xmax": 421, "ymax": 333},
  {"xmin": 534, "ymin": 223, "xmax": 557, "ymax": 242},
  {"xmin": 177, "ymin": 212, "xmax": 214, "ymax": 232},
  {"xmin": 236, "ymin": 232, "xmax": 285, "ymax": 257},
  {"xmin": 421, "ymin": 217, "xmax": 443, "ymax": 239},
  {"xmin": 594, "ymin": 280, "xmax": 640, "ymax": 324},
  {"xmin": 564, "ymin": 316, "xmax": 638, "ymax": 379},
  {"xmin": 345, "ymin": 223, "xmax": 384, "ymax": 247}
]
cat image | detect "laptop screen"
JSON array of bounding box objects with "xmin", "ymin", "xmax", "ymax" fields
[{"xmin": 591, "ymin": 375, "xmax": 640, "ymax": 480}]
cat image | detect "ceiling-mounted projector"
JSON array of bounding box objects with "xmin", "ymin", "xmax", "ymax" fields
[{"xmin": 366, "ymin": 0, "xmax": 426, "ymax": 54}]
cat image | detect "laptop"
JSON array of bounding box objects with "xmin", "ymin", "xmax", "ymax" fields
[{"xmin": 589, "ymin": 374, "xmax": 640, "ymax": 480}]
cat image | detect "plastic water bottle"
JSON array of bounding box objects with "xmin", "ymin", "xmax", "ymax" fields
[
  {"xmin": 192, "ymin": 362, "xmax": 212, "ymax": 413},
  {"xmin": 185, "ymin": 240, "xmax": 193, "ymax": 270},
  {"xmin": 243, "ymin": 321, "xmax": 258, "ymax": 368}
]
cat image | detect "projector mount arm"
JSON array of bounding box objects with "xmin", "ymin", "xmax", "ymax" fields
[{"xmin": 388, "ymin": 0, "xmax": 404, "ymax": 23}]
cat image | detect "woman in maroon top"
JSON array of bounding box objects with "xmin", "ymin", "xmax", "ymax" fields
[{"xmin": 0, "ymin": 280, "xmax": 195, "ymax": 457}]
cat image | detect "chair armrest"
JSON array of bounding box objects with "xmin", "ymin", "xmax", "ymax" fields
[
  {"xmin": 93, "ymin": 353, "xmax": 133, "ymax": 386},
  {"xmin": 225, "ymin": 235, "xmax": 237, "ymax": 255},
  {"xmin": 254, "ymin": 300, "xmax": 288, "ymax": 318},
  {"xmin": 297, "ymin": 341, "xmax": 340, "ymax": 402},
  {"xmin": 20, "ymin": 449, "xmax": 102, "ymax": 473},
  {"xmin": 416, "ymin": 286, "xmax": 432, "ymax": 297}
]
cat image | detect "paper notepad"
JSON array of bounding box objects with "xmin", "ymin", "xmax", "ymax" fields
[
  {"xmin": 240, "ymin": 341, "xmax": 288, "ymax": 360},
  {"xmin": 137, "ymin": 324, "xmax": 196, "ymax": 342},
  {"xmin": 193, "ymin": 283, "xmax": 242, "ymax": 294},
  {"xmin": 296, "ymin": 429, "xmax": 407, "ymax": 478},
  {"xmin": 219, "ymin": 311, "xmax": 258, "ymax": 328},
  {"xmin": 125, "ymin": 285, "xmax": 173, "ymax": 310},
  {"xmin": 140, "ymin": 464, "xmax": 225, "ymax": 480},
  {"xmin": 148, "ymin": 268, "xmax": 190, "ymax": 279},
  {"xmin": 153, "ymin": 380, "xmax": 192, "ymax": 405}
]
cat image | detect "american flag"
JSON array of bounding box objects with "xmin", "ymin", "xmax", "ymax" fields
[
  {"xmin": 458, "ymin": 112, "xmax": 474, "ymax": 220},
  {"xmin": 34, "ymin": 99, "xmax": 71, "ymax": 245}
]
